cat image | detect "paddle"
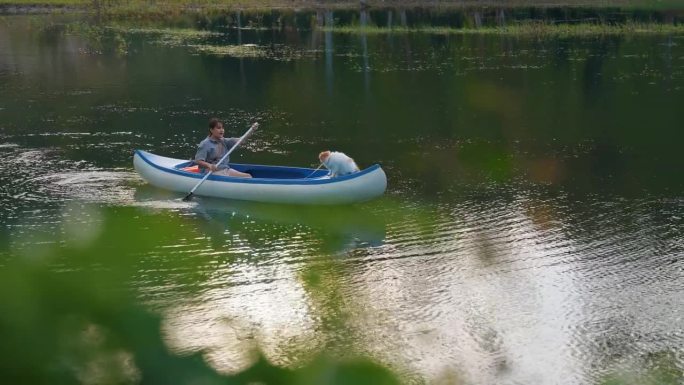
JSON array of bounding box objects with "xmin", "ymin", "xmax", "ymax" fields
[
  {"xmin": 305, "ymin": 163, "xmax": 326, "ymax": 178},
  {"xmin": 182, "ymin": 122, "xmax": 259, "ymax": 202}
]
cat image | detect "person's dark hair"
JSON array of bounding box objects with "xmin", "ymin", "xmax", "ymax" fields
[{"xmin": 208, "ymin": 118, "xmax": 222, "ymax": 131}]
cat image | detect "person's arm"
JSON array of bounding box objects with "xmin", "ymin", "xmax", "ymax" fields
[
  {"xmin": 194, "ymin": 141, "xmax": 219, "ymax": 172},
  {"xmin": 195, "ymin": 159, "xmax": 218, "ymax": 172},
  {"xmin": 239, "ymin": 122, "xmax": 258, "ymax": 142},
  {"xmin": 224, "ymin": 137, "xmax": 240, "ymax": 150},
  {"xmin": 225, "ymin": 123, "xmax": 258, "ymax": 148}
]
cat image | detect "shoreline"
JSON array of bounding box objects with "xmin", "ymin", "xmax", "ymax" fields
[
  {"xmin": 2, "ymin": 1, "xmax": 683, "ymax": 37},
  {"xmin": 2, "ymin": 0, "xmax": 684, "ymax": 15}
]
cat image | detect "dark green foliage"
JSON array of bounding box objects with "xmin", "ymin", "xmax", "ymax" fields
[{"xmin": 0, "ymin": 208, "xmax": 400, "ymax": 385}]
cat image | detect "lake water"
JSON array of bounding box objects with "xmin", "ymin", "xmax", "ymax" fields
[{"xmin": 0, "ymin": 11, "xmax": 682, "ymax": 385}]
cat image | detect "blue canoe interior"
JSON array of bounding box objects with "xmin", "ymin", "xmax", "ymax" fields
[{"xmin": 173, "ymin": 161, "xmax": 330, "ymax": 179}]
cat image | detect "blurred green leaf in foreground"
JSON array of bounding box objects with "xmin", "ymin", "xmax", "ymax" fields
[{"xmin": 0, "ymin": 207, "xmax": 400, "ymax": 385}]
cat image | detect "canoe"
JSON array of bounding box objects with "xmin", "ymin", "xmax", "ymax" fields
[{"xmin": 133, "ymin": 150, "xmax": 387, "ymax": 205}]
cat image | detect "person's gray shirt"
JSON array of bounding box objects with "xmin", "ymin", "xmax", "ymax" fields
[{"xmin": 194, "ymin": 137, "xmax": 239, "ymax": 170}]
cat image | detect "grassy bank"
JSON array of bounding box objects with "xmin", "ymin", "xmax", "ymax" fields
[
  {"xmin": 3, "ymin": 1, "xmax": 683, "ymax": 38},
  {"xmin": 2, "ymin": 0, "xmax": 684, "ymax": 12}
]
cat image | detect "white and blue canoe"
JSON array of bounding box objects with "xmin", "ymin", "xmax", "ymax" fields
[{"xmin": 133, "ymin": 150, "xmax": 387, "ymax": 205}]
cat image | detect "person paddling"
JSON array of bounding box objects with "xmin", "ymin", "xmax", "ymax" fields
[{"xmin": 194, "ymin": 118, "xmax": 254, "ymax": 178}]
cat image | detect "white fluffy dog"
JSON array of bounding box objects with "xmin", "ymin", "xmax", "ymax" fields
[{"xmin": 319, "ymin": 150, "xmax": 360, "ymax": 177}]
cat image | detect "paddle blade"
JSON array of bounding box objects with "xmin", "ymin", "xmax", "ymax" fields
[{"xmin": 182, "ymin": 192, "xmax": 194, "ymax": 202}]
